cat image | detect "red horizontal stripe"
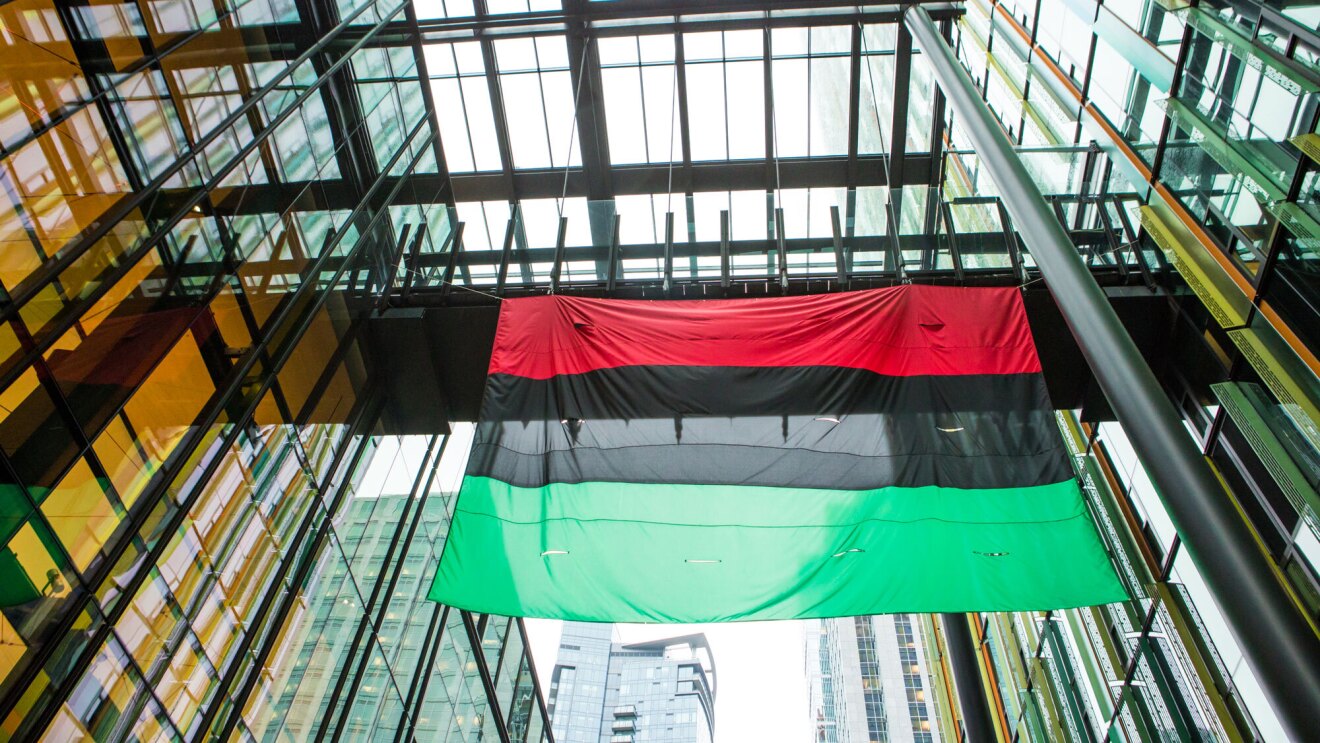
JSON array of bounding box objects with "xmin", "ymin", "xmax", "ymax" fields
[{"xmin": 489, "ymin": 285, "xmax": 1042, "ymax": 379}]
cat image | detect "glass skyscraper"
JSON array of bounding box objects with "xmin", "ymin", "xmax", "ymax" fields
[
  {"xmin": 1, "ymin": 0, "xmax": 1318, "ymax": 739},
  {"xmin": 806, "ymin": 616, "xmax": 945, "ymax": 743},
  {"xmin": 547, "ymin": 623, "xmax": 714, "ymax": 743}
]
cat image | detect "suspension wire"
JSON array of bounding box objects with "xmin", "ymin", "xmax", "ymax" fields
[
  {"xmin": 559, "ymin": 40, "xmax": 591, "ymax": 219},
  {"xmin": 768, "ymin": 29, "xmax": 783, "ymax": 211},
  {"xmin": 860, "ymin": 22, "xmax": 907, "ymax": 275},
  {"xmin": 397, "ymin": 265, "xmax": 503, "ymax": 300},
  {"xmin": 666, "ymin": 51, "xmax": 679, "ymax": 215}
]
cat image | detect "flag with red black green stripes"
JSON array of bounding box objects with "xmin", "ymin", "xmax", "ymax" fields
[{"xmin": 428, "ymin": 285, "xmax": 1126, "ymax": 622}]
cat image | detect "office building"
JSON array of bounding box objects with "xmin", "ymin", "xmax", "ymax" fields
[
  {"xmin": 548, "ymin": 623, "xmax": 715, "ymax": 743},
  {"xmin": 252, "ymin": 484, "xmax": 545, "ymax": 742},
  {"xmin": 807, "ymin": 616, "xmax": 946, "ymax": 743},
  {"xmin": 0, "ymin": 0, "xmax": 1318, "ymax": 739}
]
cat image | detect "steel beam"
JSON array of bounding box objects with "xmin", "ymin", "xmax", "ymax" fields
[
  {"xmin": 904, "ymin": 7, "xmax": 1320, "ymax": 739},
  {"xmin": 830, "ymin": 205, "xmax": 848, "ymax": 289},
  {"xmin": 846, "ymin": 25, "xmax": 863, "ymax": 188},
  {"xmin": 607, "ymin": 214, "xmax": 622, "ymax": 293},
  {"xmin": 476, "ymin": 0, "xmax": 519, "ymax": 201},
  {"xmin": 663, "ymin": 211, "xmax": 675, "ymax": 296},
  {"xmin": 438, "ymin": 223, "xmax": 465, "ymax": 299},
  {"xmin": 404, "ymin": 1, "xmax": 965, "ymax": 37},
  {"xmin": 890, "ymin": 25, "xmax": 913, "ymax": 194},
  {"xmin": 565, "ymin": 2, "xmax": 614, "ymax": 201},
  {"xmin": 551, "ymin": 216, "xmax": 569, "ymax": 293},
  {"xmin": 720, "ymin": 210, "xmax": 732, "ymax": 289},
  {"xmin": 496, "ymin": 212, "xmax": 517, "ymax": 296},
  {"xmin": 461, "ymin": 611, "xmax": 512, "ymax": 743},
  {"xmin": 940, "ymin": 614, "xmax": 997, "ymax": 742}
]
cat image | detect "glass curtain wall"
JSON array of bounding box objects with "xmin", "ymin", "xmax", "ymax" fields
[
  {"xmin": 0, "ymin": 0, "xmax": 546, "ymax": 738},
  {"xmin": 954, "ymin": 0, "xmax": 1320, "ymax": 740}
]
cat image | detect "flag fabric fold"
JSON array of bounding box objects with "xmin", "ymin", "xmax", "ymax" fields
[{"xmin": 429, "ymin": 285, "xmax": 1126, "ymax": 622}]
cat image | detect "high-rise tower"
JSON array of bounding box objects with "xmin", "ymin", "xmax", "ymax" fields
[{"xmin": 549, "ymin": 622, "xmax": 715, "ymax": 743}]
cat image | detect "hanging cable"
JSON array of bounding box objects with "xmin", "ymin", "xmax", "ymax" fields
[
  {"xmin": 768, "ymin": 29, "xmax": 783, "ymax": 211},
  {"xmin": 860, "ymin": 22, "xmax": 908, "ymax": 278},
  {"xmin": 397, "ymin": 264, "xmax": 503, "ymax": 300},
  {"xmin": 666, "ymin": 48, "xmax": 679, "ymax": 215},
  {"xmin": 559, "ymin": 39, "xmax": 591, "ymax": 219}
]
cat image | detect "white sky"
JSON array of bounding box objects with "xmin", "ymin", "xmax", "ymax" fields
[{"xmin": 524, "ymin": 618, "xmax": 812, "ymax": 743}]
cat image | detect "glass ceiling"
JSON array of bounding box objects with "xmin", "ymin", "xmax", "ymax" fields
[
  {"xmin": 362, "ymin": 1, "xmax": 1014, "ymax": 292},
  {"xmin": 422, "ymin": 22, "xmax": 918, "ymax": 177}
]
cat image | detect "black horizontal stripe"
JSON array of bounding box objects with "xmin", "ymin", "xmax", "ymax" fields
[
  {"xmin": 481, "ymin": 367, "xmax": 1054, "ymax": 419},
  {"xmin": 469, "ymin": 367, "xmax": 1072, "ymax": 490}
]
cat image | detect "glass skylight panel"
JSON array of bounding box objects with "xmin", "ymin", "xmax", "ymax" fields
[
  {"xmin": 897, "ymin": 187, "xmax": 928, "ymax": 235},
  {"xmin": 426, "ymin": 42, "xmax": 501, "ymax": 172},
  {"xmin": 599, "ymin": 35, "xmax": 680, "ymax": 164},
  {"xmin": 454, "ymin": 200, "xmax": 512, "ymax": 253},
  {"xmin": 485, "ymin": 0, "xmax": 560, "ymax": 14},
  {"xmin": 495, "ymin": 36, "xmax": 568, "ymax": 72},
  {"xmin": 906, "ymin": 54, "xmax": 934, "ymax": 152},
  {"xmin": 683, "ymin": 65, "xmax": 728, "ymax": 160},
  {"xmin": 776, "ymin": 187, "xmax": 846, "ymax": 239},
  {"xmin": 600, "ymin": 66, "xmax": 648, "ymax": 163},
  {"xmin": 857, "ymin": 25, "xmax": 898, "ymax": 157},
  {"xmin": 412, "ymin": 0, "xmax": 475, "ymax": 19},
  {"xmin": 352, "ymin": 47, "xmax": 431, "ymax": 174},
  {"xmin": 615, "ymin": 193, "xmax": 680, "ymax": 245},
  {"xmin": 771, "ymin": 57, "xmax": 810, "ymax": 156},
  {"xmin": 771, "ymin": 26, "xmax": 850, "ymax": 158},
  {"xmin": 683, "ymin": 30, "xmax": 764, "ymax": 161},
  {"xmin": 271, "ymin": 100, "xmax": 339, "ymax": 182},
  {"xmin": 495, "ymin": 36, "xmax": 581, "ymax": 169},
  {"xmin": 809, "ymin": 54, "xmax": 851, "ymax": 155},
  {"xmin": 234, "ymin": 0, "xmax": 300, "ymax": 25},
  {"xmin": 690, "ymin": 190, "xmax": 767, "ymax": 241},
  {"xmin": 519, "ymin": 197, "xmax": 591, "ymax": 248}
]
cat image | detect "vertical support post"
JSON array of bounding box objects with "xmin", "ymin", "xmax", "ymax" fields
[
  {"xmin": 940, "ymin": 202, "xmax": 966, "ymax": 282},
  {"xmin": 891, "ymin": 24, "xmax": 913, "ymax": 189},
  {"xmin": 400, "ymin": 223, "xmax": 435, "ymax": 301},
  {"xmin": 886, "ymin": 200, "xmax": 906, "ymax": 282},
  {"xmin": 830, "ymin": 205, "xmax": 848, "ymax": 289},
  {"xmin": 375, "ymin": 224, "xmax": 412, "ymax": 313},
  {"xmin": 663, "ymin": 211, "xmax": 675, "ymax": 296},
  {"xmin": 606, "ymin": 214, "xmax": 622, "ymax": 294},
  {"xmin": 774, "ymin": 207, "xmax": 788, "ymax": 290},
  {"xmin": 720, "ymin": 210, "xmax": 732, "ymax": 290},
  {"xmin": 515, "ymin": 617, "xmax": 558, "ymax": 741},
  {"xmin": 438, "ymin": 223, "xmax": 466, "ymax": 300},
  {"xmin": 461, "ymin": 610, "xmax": 512, "ymax": 743},
  {"xmin": 940, "ymin": 613, "xmax": 997, "ymax": 743},
  {"xmin": 550, "ymin": 216, "xmax": 569, "ymax": 293},
  {"xmin": 905, "ymin": 8, "xmax": 1320, "ymax": 739},
  {"xmin": 496, "ymin": 213, "xmax": 516, "ymax": 297},
  {"xmin": 994, "ymin": 201, "xmax": 1028, "ymax": 283}
]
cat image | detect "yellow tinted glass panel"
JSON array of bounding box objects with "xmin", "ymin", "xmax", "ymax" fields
[
  {"xmin": 93, "ymin": 415, "xmax": 151, "ymax": 510},
  {"xmin": 40, "ymin": 458, "xmax": 120, "ymax": 573},
  {"xmin": 120, "ymin": 333, "xmax": 214, "ymax": 470}
]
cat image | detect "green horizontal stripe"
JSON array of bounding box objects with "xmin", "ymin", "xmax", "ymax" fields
[{"xmin": 429, "ymin": 477, "xmax": 1127, "ymax": 621}]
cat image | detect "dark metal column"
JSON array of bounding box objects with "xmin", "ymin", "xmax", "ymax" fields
[
  {"xmin": 903, "ymin": 7, "xmax": 1320, "ymax": 740},
  {"xmin": 940, "ymin": 614, "xmax": 997, "ymax": 743}
]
